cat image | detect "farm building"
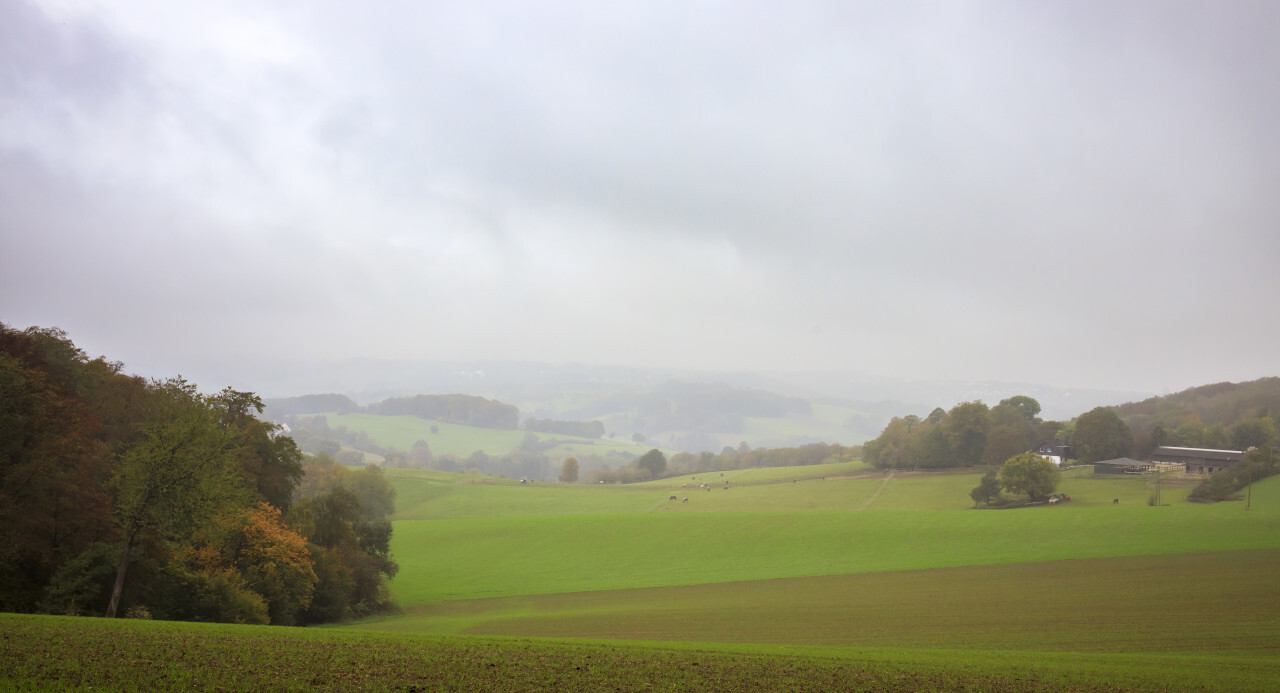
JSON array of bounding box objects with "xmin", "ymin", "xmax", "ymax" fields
[
  {"xmin": 1033, "ymin": 441, "xmax": 1071, "ymax": 467},
  {"xmin": 1150, "ymin": 446, "xmax": 1243, "ymax": 474},
  {"xmin": 1093, "ymin": 457, "xmax": 1153, "ymax": 475}
]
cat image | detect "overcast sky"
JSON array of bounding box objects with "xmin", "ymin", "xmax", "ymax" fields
[{"xmin": 3, "ymin": 0, "xmax": 1277, "ymax": 395}]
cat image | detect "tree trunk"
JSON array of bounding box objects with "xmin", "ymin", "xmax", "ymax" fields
[{"xmin": 105, "ymin": 530, "xmax": 134, "ymax": 618}]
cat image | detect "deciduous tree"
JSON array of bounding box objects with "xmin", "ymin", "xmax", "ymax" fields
[
  {"xmin": 1070, "ymin": 407, "xmax": 1133, "ymax": 463},
  {"xmin": 559, "ymin": 457, "xmax": 579, "ymax": 483},
  {"xmin": 944, "ymin": 401, "xmax": 990, "ymax": 467},
  {"xmin": 187, "ymin": 502, "xmax": 317, "ymax": 625},
  {"xmin": 969, "ymin": 470, "xmax": 1002, "ymax": 506},
  {"xmin": 998, "ymin": 396, "xmax": 1042, "ymax": 426},
  {"xmin": 636, "ymin": 449, "xmax": 667, "ymax": 479},
  {"xmin": 105, "ymin": 378, "xmax": 246, "ymax": 618},
  {"xmin": 999, "ymin": 453, "xmax": 1060, "ymax": 502},
  {"xmin": 982, "ymin": 425, "xmax": 1029, "ymax": 466},
  {"xmin": 1231, "ymin": 417, "xmax": 1277, "ymax": 451}
]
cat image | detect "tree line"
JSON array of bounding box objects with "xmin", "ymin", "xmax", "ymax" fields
[
  {"xmin": 267, "ymin": 392, "xmax": 519, "ymax": 430},
  {"xmin": 863, "ymin": 384, "xmax": 1279, "ymax": 504},
  {"xmin": 0, "ymin": 324, "xmax": 397, "ymax": 624},
  {"xmin": 863, "ymin": 396, "xmax": 1049, "ymax": 470},
  {"xmin": 586, "ymin": 442, "xmax": 861, "ymax": 484}
]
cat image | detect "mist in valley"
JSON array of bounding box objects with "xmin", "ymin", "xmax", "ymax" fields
[{"xmin": 3, "ymin": 0, "xmax": 1277, "ymax": 426}]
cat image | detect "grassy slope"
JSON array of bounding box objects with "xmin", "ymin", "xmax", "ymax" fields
[
  {"xmin": 383, "ymin": 470, "xmax": 1280, "ymax": 607},
  {"xmin": 342, "ymin": 471, "xmax": 1279, "ymax": 687},
  {"xmin": 389, "ymin": 497, "xmax": 1280, "ymax": 605},
  {"xmin": 8, "ymin": 468, "xmax": 1277, "ymax": 691},
  {"xmin": 395, "ymin": 550, "xmax": 1280, "ymax": 653}
]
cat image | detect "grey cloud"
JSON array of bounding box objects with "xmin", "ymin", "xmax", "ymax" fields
[{"xmin": 2, "ymin": 0, "xmax": 1278, "ymax": 395}]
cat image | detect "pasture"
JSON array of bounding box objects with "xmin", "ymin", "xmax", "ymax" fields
[
  {"xmin": 384, "ymin": 482, "xmax": 1280, "ymax": 605},
  {"xmin": 7, "ymin": 465, "xmax": 1276, "ymax": 690},
  {"xmin": 393, "ymin": 550, "xmax": 1280, "ymax": 652},
  {"xmin": 351, "ymin": 466, "xmax": 1280, "ymax": 688}
]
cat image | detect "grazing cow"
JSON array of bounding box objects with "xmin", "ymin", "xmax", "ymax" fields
[
  {"xmin": 1113, "ymin": 497, "xmax": 1119, "ymax": 504},
  {"xmin": 669, "ymin": 495, "xmax": 677, "ymax": 501},
  {"xmin": 682, "ymin": 497, "xmax": 688, "ymax": 503}
]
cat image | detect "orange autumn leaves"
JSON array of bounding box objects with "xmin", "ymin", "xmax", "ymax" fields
[{"xmin": 186, "ymin": 503, "xmax": 317, "ymax": 624}]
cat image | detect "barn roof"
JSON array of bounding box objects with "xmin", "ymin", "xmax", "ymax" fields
[
  {"xmin": 1093, "ymin": 457, "xmax": 1151, "ymax": 467},
  {"xmin": 1151, "ymin": 446, "xmax": 1242, "ymax": 461}
]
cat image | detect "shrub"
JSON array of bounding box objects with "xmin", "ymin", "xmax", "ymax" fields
[
  {"xmin": 1187, "ymin": 448, "xmax": 1277, "ymax": 503},
  {"xmin": 124, "ymin": 605, "xmax": 152, "ymax": 620},
  {"xmin": 969, "ymin": 471, "xmax": 1002, "ymax": 506}
]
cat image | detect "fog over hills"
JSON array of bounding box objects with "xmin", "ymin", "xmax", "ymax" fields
[
  {"xmin": 250, "ymin": 358, "xmax": 1149, "ymax": 433},
  {"xmin": 4, "ymin": 1, "xmax": 1278, "ymax": 404}
]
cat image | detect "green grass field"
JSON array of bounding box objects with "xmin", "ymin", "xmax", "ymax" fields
[
  {"xmin": 384, "ymin": 488, "xmax": 1280, "ymax": 605},
  {"xmin": 7, "ymin": 464, "xmax": 1278, "ymax": 690},
  {"xmin": 402, "ymin": 550, "xmax": 1280, "ymax": 652}
]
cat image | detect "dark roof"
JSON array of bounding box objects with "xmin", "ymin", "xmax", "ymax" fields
[
  {"xmin": 1151, "ymin": 446, "xmax": 1242, "ymax": 462},
  {"xmin": 1093, "ymin": 457, "xmax": 1151, "ymax": 467}
]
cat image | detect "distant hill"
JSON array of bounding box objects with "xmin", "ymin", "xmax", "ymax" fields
[
  {"xmin": 251, "ymin": 359, "xmax": 1148, "ymax": 424},
  {"xmin": 264, "ymin": 393, "xmax": 359, "ymax": 417},
  {"xmin": 1106, "ymin": 377, "xmax": 1280, "ymax": 458},
  {"xmin": 1110, "ymin": 377, "xmax": 1280, "ymax": 430},
  {"xmin": 255, "ymin": 362, "xmax": 1179, "ymax": 454}
]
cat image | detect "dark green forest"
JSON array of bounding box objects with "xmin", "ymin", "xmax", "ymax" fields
[
  {"xmin": 267, "ymin": 393, "xmax": 520, "ymax": 430},
  {"xmin": 365, "ymin": 394, "xmax": 519, "ymax": 429},
  {"xmin": 0, "ymin": 324, "xmax": 397, "ymax": 624}
]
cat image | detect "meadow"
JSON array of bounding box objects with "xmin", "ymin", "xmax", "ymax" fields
[
  {"xmin": 383, "ymin": 472, "xmax": 1276, "ymax": 605},
  {"xmin": 5, "ymin": 464, "xmax": 1278, "ymax": 690}
]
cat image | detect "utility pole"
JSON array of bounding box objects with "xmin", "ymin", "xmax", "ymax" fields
[
  {"xmin": 1246, "ymin": 468, "xmax": 1252, "ymax": 511},
  {"xmin": 1154, "ymin": 465, "xmax": 1162, "ymax": 506}
]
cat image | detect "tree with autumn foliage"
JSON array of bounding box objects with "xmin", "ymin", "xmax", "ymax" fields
[
  {"xmin": 0, "ymin": 323, "xmax": 392, "ymax": 626},
  {"xmin": 105, "ymin": 377, "xmax": 246, "ymax": 618},
  {"xmin": 559, "ymin": 456, "xmax": 579, "ymax": 483},
  {"xmin": 184, "ymin": 502, "xmax": 317, "ymax": 625}
]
